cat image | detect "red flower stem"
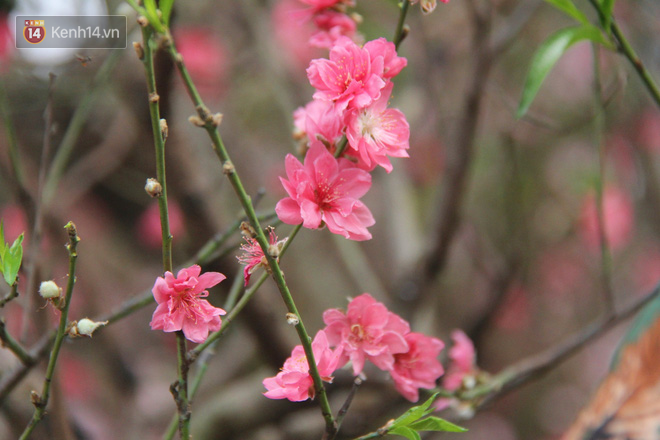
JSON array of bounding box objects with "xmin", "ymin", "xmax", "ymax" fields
[
  {"xmin": 163, "ymin": 33, "xmax": 337, "ymax": 436},
  {"xmin": 139, "ymin": 27, "xmax": 189, "ymax": 439},
  {"xmin": 19, "ymin": 222, "xmax": 79, "ymax": 440}
]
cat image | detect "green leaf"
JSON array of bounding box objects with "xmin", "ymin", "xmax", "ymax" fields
[
  {"xmin": 391, "ymin": 393, "xmax": 438, "ymax": 427},
  {"xmin": 389, "ymin": 426, "xmax": 421, "ymax": 440},
  {"xmin": 160, "ymin": 0, "xmax": 175, "ymax": 26},
  {"xmin": 2, "ymin": 233, "xmax": 23, "ymax": 286},
  {"xmin": 516, "ymin": 25, "xmax": 610, "ymax": 118},
  {"xmin": 408, "ymin": 416, "xmax": 468, "ymax": 433},
  {"xmin": 143, "ymin": 0, "xmax": 165, "ymax": 33},
  {"xmin": 543, "ymin": 0, "xmax": 589, "ymax": 25},
  {"xmin": 0, "ymin": 221, "xmax": 6, "ymax": 261},
  {"xmin": 598, "ymin": 0, "xmax": 615, "ymax": 32}
]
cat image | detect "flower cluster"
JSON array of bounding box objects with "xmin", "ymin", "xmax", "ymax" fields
[
  {"xmin": 263, "ymin": 293, "xmax": 444, "ymax": 402},
  {"xmin": 276, "ymin": 35, "xmax": 410, "ymax": 240},
  {"xmin": 149, "ymin": 265, "xmax": 227, "ymax": 343}
]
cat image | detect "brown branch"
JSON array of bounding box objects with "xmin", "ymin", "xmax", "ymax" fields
[{"xmin": 464, "ymin": 279, "xmax": 660, "ymax": 409}]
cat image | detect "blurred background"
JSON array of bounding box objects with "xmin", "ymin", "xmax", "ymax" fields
[{"xmin": 1, "ymin": 0, "xmax": 660, "ymax": 438}]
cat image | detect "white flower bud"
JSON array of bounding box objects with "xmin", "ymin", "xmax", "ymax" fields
[
  {"xmin": 39, "ymin": 280, "xmax": 62, "ymax": 299},
  {"xmin": 73, "ymin": 318, "xmax": 108, "ymax": 337},
  {"xmin": 144, "ymin": 178, "xmax": 162, "ymax": 198},
  {"xmin": 286, "ymin": 313, "xmax": 299, "ymax": 325}
]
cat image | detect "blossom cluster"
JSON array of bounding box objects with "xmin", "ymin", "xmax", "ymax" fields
[
  {"xmin": 293, "ymin": 0, "xmax": 359, "ymax": 50},
  {"xmin": 263, "ymin": 293, "xmax": 445, "ymax": 402},
  {"xmin": 276, "ymin": 33, "xmax": 410, "ymax": 241}
]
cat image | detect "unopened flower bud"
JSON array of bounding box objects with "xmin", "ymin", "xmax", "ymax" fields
[
  {"xmin": 133, "ymin": 41, "xmax": 144, "ymax": 60},
  {"xmin": 211, "ymin": 113, "xmax": 223, "ymax": 127},
  {"xmin": 159, "ymin": 118, "xmax": 168, "ymax": 141},
  {"xmin": 145, "ymin": 178, "xmax": 162, "ymax": 198},
  {"xmin": 137, "ymin": 16, "xmax": 149, "ymax": 27},
  {"xmin": 286, "ymin": 313, "xmax": 299, "ymax": 325},
  {"xmin": 39, "ymin": 280, "xmax": 61, "ymax": 299},
  {"xmin": 68, "ymin": 318, "xmax": 108, "ymax": 337},
  {"xmin": 188, "ymin": 115, "xmax": 205, "ymax": 127}
]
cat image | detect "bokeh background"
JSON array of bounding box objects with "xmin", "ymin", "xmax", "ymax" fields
[{"xmin": 1, "ymin": 0, "xmax": 660, "ymax": 438}]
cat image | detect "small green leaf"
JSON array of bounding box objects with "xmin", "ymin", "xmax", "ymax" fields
[
  {"xmin": 2, "ymin": 233, "xmax": 23, "ymax": 286},
  {"xmin": 143, "ymin": 0, "xmax": 165, "ymax": 33},
  {"xmin": 160, "ymin": 0, "xmax": 175, "ymax": 26},
  {"xmin": 543, "ymin": 0, "xmax": 589, "ymax": 25},
  {"xmin": 389, "ymin": 426, "xmax": 422, "ymax": 440},
  {"xmin": 391, "ymin": 393, "xmax": 439, "ymax": 427},
  {"xmin": 408, "ymin": 416, "xmax": 468, "ymax": 433},
  {"xmin": 517, "ymin": 25, "xmax": 611, "ymax": 118}
]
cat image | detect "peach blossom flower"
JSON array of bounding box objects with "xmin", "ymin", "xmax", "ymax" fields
[
  {"xmin": 443, "ymin": 330, "xmax": 476, "ymax": 391},
  {"xmin": 323, "ymin": 293, "xmax": 410, "ymax": 374},
  {"xmin": 150, "ymin": 265, "xmax": 226, "ymax": 343},
  {"xmin": 276, "ymin": 141, "xmax": 375, "ymax": 241},
  {"xmin": 263, "ymin": 330, "xmax": 342, "ymax": 401},
  {"xmin": 390, "ymin": 332, "xmax": 445, "ymax": 402},
  {"xmin": 307, "ymin": 36, "xmax": 387, "ymax": 112},
  {"xmin": 345, "ymin": 83, "xmax": 410, "ymax": 172}
]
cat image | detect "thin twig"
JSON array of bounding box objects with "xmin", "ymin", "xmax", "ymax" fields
[
  {"xmin": 463, "ymin": 279, "xmax": 660, "ymax": 408},
  {"xmin": 19, "ymin": 222, "xmax": 79, "ymax": 439},
  {"xmin": 0, "ymin": 319, "xmax": 33, "ymax": 365}
]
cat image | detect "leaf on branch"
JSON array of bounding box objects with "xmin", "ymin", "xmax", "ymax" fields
[
  {"xmin": 385, "ymin": 394, "xmax": 467, "ymax": 438},
  {"xmin": 160, "ymin": 0, "xmax": 175, "ymax": 27},
  {"xmin": 543, "ymin": 0, "xmax": 589, "ymax": 25},
  {"xmin": 563, "ymin": 295, "xmax": 660, "ymax": 439},
  {"xmin": 0, "ymin": 222, "xmax": 24, "ymax": 286},
  {"xmin": 516, "ymin": 25, "xmax": 611, "ymax": 119}
]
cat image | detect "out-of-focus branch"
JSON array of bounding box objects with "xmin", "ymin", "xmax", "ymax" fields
[{"xmin": 461, "ymin": 279, "xmax": 660, "ymax": 409}]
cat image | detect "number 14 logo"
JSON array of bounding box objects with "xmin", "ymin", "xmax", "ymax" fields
[{"xmin": 24, "ymin": 20, "xmax": 46, "ymax": 44}]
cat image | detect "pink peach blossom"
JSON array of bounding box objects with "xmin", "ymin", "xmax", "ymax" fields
[
  {"xmin": 443, "ymin": 329, "xmax": 476, "ymax": 391},
  {"xmin": 307, "ymin": 36, "xmax": 387, "ymax": 113},
  {"xmin": 293, "ymin": 99, "xmax": 344, "ymax": 148},
  {"xmin": 309, "ymin": 10, "xmax": 358, "ymax": 49},
  {"xmin": 323, "ymin": 293, "xmax": 410, "ymax": 374},
  {"xmin": 276, "ymin": 141, "xmax": 375, "ymax": 241},
  {"xmin": 150, "ymin": 265, "xmax": 226, "ymax": 343},
  {"xmin": 579, "ymin": 186, "xmax": 634, "ymax": 252},
  {"xmin": 345, "ymin": 83, "xmax": 410, "ymax": 172},
  {"xmin": 390, "ymin": 332, "xmax": 445, "ymax": 402},
  {"xmin": 237, "ymin": 228, "xmax": 285, "ymax": 286},
  {"xmin": 363, "ymin": 38, "xmax": 407, "ymax": 79},
  {"xmin": 263, "ymin": 330, "xmax": 341, "ymax": 401}
]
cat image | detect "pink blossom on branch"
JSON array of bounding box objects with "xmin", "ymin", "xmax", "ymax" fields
[
  {"xmin": 345, "ymin": 83, "xmax": 410, "ymax": 172},
  {"xmin": 323, "ymin": 293, "xmax": 410, "ymax": 374},
  {"xmin": 237, "ymin": 228, "xmax": 287, "ymax": 286},
  {"xmin": 293, "ymin": 99, "xmax": 344, "ymax": 149},
  {"xmin": 307, "ymin": 36, "xmax": 388, "ymax": 113},
  {"xmin": 443, "ymin": 329, "xmax": 476, "ymax": 391},
  {"xmin": 149, "ymin": 265, "xmax": 226, "ymax": 343},
  {"xmin": 263, "ymin": 330, "xmax": 342, "ymax": 401},
  {"xmin": 276, "ymin": 141, "xmax": 375, "ymax": 241},
  {"xmin": 309, "ymin": 10, "xmax": 358, "ymax": 49},
  {"xmin": 390, "ymin": 332, "xmax": 445, "ymax": 402}
]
